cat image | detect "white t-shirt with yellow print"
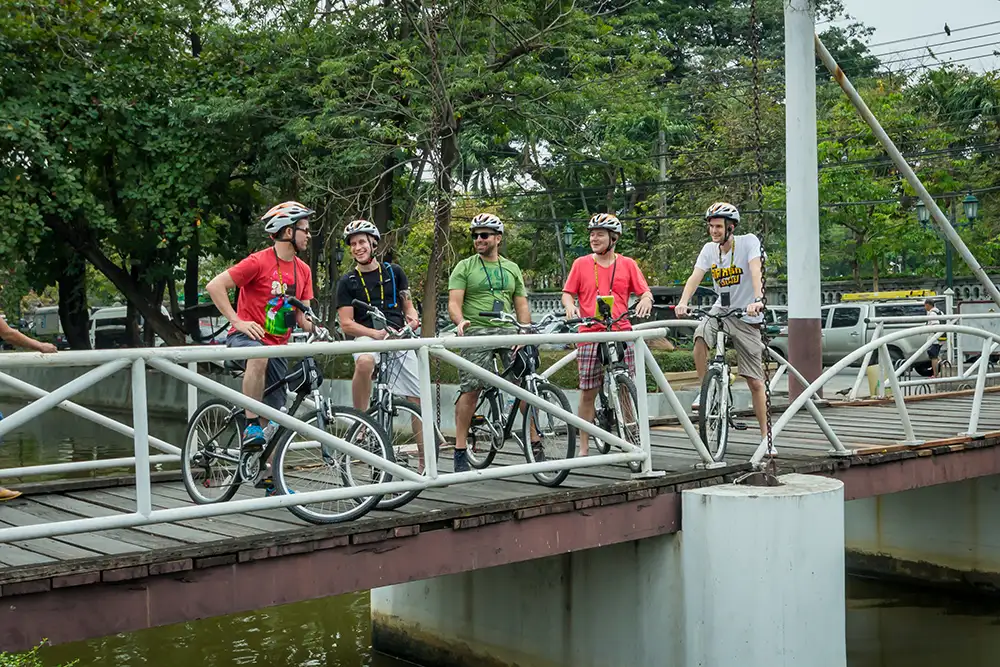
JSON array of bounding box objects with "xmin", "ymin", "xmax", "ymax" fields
[{"xmin": 695, "ymin": 233, "xmax": 764, "ymax": 324}]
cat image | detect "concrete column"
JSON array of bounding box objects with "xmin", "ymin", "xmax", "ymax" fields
[
  {"xmin": 682, "ymin": 473, "xmax": 846, "ymax": 667},
  {"xmin": 371, "ymin": 535, "xmax": 685, "ymax": 667},
  {"xmin": 785, "ymin": 0, "xmax": 823, "ymax": 398}
]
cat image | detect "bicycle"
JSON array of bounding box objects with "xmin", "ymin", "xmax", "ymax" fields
[
  {"xmin": 349, "ymin": 299, "xmax": 446, "ymax": 511},
  {"xmin": 464, "ymin": 311, "xmax": 577, "ymax": 487},
  {"xmin": 689, "ymin": 307, "xmax": 752, "ymax": 462},
  {"xmin": 181, "ymin": 297, "xmax": 394, "ymax": 524},
  {"xmin": 564, "ymin": 302, "xmax": 643, "ymax": 473}
]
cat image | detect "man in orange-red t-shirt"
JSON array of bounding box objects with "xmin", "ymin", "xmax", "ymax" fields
[
  {"xmin": 205, "ymin": 201, "xmax": 321, "ymax": 487},
  {"xmin": 561, "ymin": 213, "xmax": 653, "ymax": 457}
]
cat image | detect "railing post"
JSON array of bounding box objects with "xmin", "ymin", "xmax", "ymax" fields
[
  {"xmin": 417, "ymin": 346, "xmax": 439, "ymax": 480},
  {"xmin": 964, "ymin": 337, "xmax": 991, "ymax": 436},
  {"xmin": 849, "ymin": 321, "xmax": 883, "ymax": 400},
  {"xmin": 132, "ymin": 358, "xmax": 152, "ymax": 518},
  {"xmin": 631, "ymin": 338, "xmax": 664, "ymax": 478},
  {"xmin": 879, "ymin": 343, "xmax": 920, "ymax": 445},
  {"xmin": 187, "ymin": 362, "xmax": 198, "ymax": 420}
]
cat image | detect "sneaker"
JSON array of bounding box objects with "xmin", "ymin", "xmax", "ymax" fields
[
  {"xmin": 264, "ymin": 484, "xmax": 294, "ymax": 497},
  {"xmin": 690, "ymin": 395, "xmax": 700, "ymax": 412},
  {"xmin": 242, "ymin": 424, "xmax": 266, "ymax": 450},
  {"xmin": 454, "ymin": 449, "xmax": 470, "ymax": 473},
  {"xmin": 254, "ymin": 475, "xmax": 273, "ymax": 490},
  {"xmin": 0, "ymin": 487, "xmax": 22, "ymax": 502},
  {"xmin": 531, "ymin": 441, "xmax": 546, "ymax": 462}
]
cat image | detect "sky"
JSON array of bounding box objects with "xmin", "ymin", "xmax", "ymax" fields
[{"xmin": 834, "ymin": 0, "xmax": 1000, "ymax": 73}]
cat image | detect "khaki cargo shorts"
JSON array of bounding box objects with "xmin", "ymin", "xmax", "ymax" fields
[
  {"xmin": 458, "ymin": 326, "xmax": 514, "ymax": 393},
  {"xmin": 694, "ymin": 316, "xmax": 765, "ymax": 383}
]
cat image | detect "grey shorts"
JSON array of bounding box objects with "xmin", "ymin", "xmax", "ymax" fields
[
  {"xmin": 458, "ymin": 326, "xmax": 514, "ymax": 393},
  {"xmin": 694, "ymin": 317, "xmax": 765, "ymax": 383},
  {"xmin": 226, "ymin": 332, "xmax": 289, "ymax": 411}
]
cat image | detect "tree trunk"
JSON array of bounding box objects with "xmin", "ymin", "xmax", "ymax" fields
[
  {"xmin": 852, "ymin": 231, "xmax": 863, "ymax": 288},
  {"xmin": 421, "ymin": 130, "xmax": 458, "ymax": 336},
  {"xmin": 182, "ymin": 220, "xmax": 201, "ymax": 337},
  {"xmin": 872, "ymin": 259, "xmax": 880, "ymax": 291},
  {"xmin": 57, "ymin": 254, "xmax": 91, "ymax": 350},
  {"xmin": 373, "ymin": 152, "xmax": 396, "ymax": 237}
]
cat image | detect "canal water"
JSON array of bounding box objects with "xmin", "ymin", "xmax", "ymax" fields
[{"xmin": 3, "ymin": 402, "xmax": 1000, "ymax": 666}]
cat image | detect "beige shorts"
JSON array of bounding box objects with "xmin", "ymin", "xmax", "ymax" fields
[
  {"xmin": 353, "ymin": 337, "xmax": 421, "ymax": 398},
  {"xmin": 694, "ymin": 317, "xmax": 765, "ymax": 382}
]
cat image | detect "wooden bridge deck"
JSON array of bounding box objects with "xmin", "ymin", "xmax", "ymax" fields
[{"xmin": 4, "ymin": 390, "xmax": 1000, "ymax": 650}]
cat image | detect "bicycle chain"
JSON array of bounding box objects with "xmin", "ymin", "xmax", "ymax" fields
[{"xmin": 749, "ymin": 0, "xmax": 777, "ymax": 478}]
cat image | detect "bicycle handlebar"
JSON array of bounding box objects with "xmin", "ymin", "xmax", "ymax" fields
[
  {"xmin": 351, "ymin": 299, "xmax": 417, "ymax": 339},
  {"xmin": 478, "ymin": 310, "xmax": 560, "ymax": 333},
  {"xmin": 565, "ymin": 306, "xmax": 637, "ymax": 330}
]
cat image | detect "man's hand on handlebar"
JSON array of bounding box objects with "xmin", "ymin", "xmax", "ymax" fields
[
  {"xmin": 746, "ymin": 300, "xmax": 764, "ymax": 317},
  {"xmin": 635, "ymin": 295, "xmax": 654, "ymax": 319},
  {"xmin": 674, "ymin": 303, "xmax": 690, "ymax": 318}
]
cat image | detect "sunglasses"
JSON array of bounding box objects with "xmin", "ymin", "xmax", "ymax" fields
[{"xmin": 471, "ymin": 232, "xmax": 495, "ymax": 240}]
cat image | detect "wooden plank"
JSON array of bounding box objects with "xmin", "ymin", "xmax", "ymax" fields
[
  {"xmin": 0, "ymin": 505, "xmax": 146, "ymax": 557},
  {"xmin": 66, "ymin": 489, "xmax": 263, "ymax": 540},
  {"xmin": 0, "ymin": 544, "xmax": 56, "ymax": 568},
  {"xmin": 30, "ymin": 494, "xmax": 226, "ymax": 545},
  {"xmin": 1, "ymin": 527, "xmax": 103, "ymax": 562},
  {"xmin": 154, "ymin": 483, "xmax": 311, "ymax": 527}
]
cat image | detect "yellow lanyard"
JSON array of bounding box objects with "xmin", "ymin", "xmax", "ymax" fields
[
  {"xmin": 360, "ymin": 263, "xmax": 384, "ymax": 305},
  {"xmin": 593, "ymin": 253, "xmax": 618, "ymax": 295},
  {"xmin": 272, "ymin": 248, "xmax": 297, "ymax": 297}
]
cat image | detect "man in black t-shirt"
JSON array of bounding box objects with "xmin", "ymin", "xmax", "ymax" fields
[{"xmin": 336, "ymin": 220, "xmax": 421, "ymax": 411}]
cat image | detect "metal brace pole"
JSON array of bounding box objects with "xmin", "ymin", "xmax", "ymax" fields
[
  {"xmin": 632, "ymin": 338, "xmax": 665, "ymax": 478},
  {"xmin": 816, "ymin": 34, "xmax": 1000, "ymax": 308},
  {"xmin": 132, "ymin": 359, "xmax": 152, "ymax": 518},
  {"xmin": 417, "ymin": 346, "xmax": 439, "ymax": 480},
  {"xmin": 965, "ymin": 337, "xmax": 992, "ymax": 436},
  {"xmin": 880, "ymin": 343, "xmax": 920, "ymax": 445}
]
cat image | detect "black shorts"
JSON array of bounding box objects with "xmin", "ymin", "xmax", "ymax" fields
[
  {"xmin": 226, "ymin": 333, "xmax": 289, "ymax": 411},
  {"xmin": 928, "ymin": 343, "xmax": 942, "ymax": 360}
]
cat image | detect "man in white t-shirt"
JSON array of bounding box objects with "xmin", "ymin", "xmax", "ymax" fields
[
  {"xmin": 676, "ymin": 202, "xmax": 768, "ymax": 438},
  {"xmin": 924, "ymin": 298, "xmax": 947, "ymax": 377}
]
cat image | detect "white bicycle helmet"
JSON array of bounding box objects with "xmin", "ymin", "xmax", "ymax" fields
[
  {"xmin": 342, "ymin": 219, "xmax": 381, "ymax": 242},
  {"xmin": 704, "ymin": 202, "xmax": 741, "ymax": 225},
  {"xmin": 588, "ymin": 213, "xmax": 623, "ymax": 235},
  {"xmin": 470, "ymin": 212, "xmax": 504, "ymax": 234},
  {"xmin": 261, "ymin": 200, "xmax": 314, "ymax": 235}
]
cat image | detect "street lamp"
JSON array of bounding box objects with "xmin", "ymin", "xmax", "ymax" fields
[
  {"xmin": 562, "ymin": 224, "xmax": 574, "ymax": 249},
  {"xmin": 916, "ymin": 193, "xmax": 981, "ymax": 289}
]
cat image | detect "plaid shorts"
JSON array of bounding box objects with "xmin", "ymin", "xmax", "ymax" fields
[{"xmin": 577, "ymin": 341, "xmax": 635, "ymax": 390}]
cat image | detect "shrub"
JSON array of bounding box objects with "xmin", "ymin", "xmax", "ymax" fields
[{"xmin": 0, "ymin": 642, "xmax": 77, "ymax": 667}]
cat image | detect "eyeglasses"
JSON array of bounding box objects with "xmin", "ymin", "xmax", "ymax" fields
[
  {"xmin": 294, "ymin": 227, "xmax": 312, "ymax": 236},
  {"xmin": 471, "ymin": 232, "xmax": 495, "ymax": 240}
]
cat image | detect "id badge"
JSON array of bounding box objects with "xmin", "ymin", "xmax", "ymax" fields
[
  {"xmin": 492, "ymin": 298, "xmax": 504, "ymax": 313},
  {"xmin": 720, "ymin": 292, "xmax": 731, "ymax": 308},
  {"xmin": 595, "ymin": 295, "xmax": 615, "ymax": 320}
]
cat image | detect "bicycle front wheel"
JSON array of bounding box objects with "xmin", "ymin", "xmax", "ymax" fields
[
  {"xmin": 698, "ymin": 366, "xmax": 729, "ymax": 462},
  {"xmin": 612, "ymin": 374, "xmax": 644, "ymax": 473},
  {"xmin": 373, "ymin": 401, "xmax": 444, "ymax": 511},
  {"xmin": 181, "ymin": 399, "xmax": 242, "ymax": 504},
  {"xmin": 272, "ymin": 406, "xmax": 393, "ymax": 524},
  {"xmin": 466, "ymin": 391, "xmax": 502, "ymax": 469},
  {"xmin": 522, "ymin": 381, "xmax": 576, "ymax": 487}
]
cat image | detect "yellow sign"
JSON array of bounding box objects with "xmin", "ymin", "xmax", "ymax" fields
[{"xmin": 841, "ymin": 289, "xmax": 936, "ymax": 302}]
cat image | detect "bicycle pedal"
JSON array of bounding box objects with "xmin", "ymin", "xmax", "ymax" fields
[
  {"xmin": 471, "ymin": 415, "xmax": 487, "ymax": 426},
  {"xmin": 731, "ymin": 421, "xmax": 749, "ymax": 431}
]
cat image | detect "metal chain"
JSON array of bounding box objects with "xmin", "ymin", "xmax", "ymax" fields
[
  {"xmin": 749, "ymin": 0, "xmax": 777, "ymax": 476},
  {"xmin": 434, "ymin": 354, "xmax": 442, "ymax": 429}
]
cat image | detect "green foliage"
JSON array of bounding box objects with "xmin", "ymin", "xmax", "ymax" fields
[{"xmin": 0, "ymin": 642, "xmax": 77, "ymax": 667}]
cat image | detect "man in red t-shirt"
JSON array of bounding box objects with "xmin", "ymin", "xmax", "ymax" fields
[
  {"xmin": 561, "ymin": 214, "xmax": 653, "ymax": 456},
  {"xmin": 206, "ymin": 201, "xmax": 321, "ymax": 482}
]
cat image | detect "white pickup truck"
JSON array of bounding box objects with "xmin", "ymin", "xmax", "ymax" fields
[{"xmin": 767, "ymin": 297, "xmax": 937, "ymax": 376}]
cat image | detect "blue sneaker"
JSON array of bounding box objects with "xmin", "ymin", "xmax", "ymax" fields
[
  {"xmin": 242, "ymin": 424, "xmax": 266, "ymax": 450},
  {"xmin": 265, "ymin": 484, "xmax": 294, "ymax": 497}
]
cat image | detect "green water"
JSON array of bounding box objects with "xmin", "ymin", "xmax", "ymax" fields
[
  {"xmin": 5, "ymin": 401, "xmax": 1000, "ymax": 666},
  {"xmin": 29, "ymin": 576, "xmax": 1000, "ymax": 666}
]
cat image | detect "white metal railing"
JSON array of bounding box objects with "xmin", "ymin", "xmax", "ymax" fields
[
  {"xmin": 847, "ymin": 312, "xmax": 1000, "ymax": 400},
  {"xmin": 0, "ymin": 326, "xmax": 727, "ymax": 544},
  {"xmin": 754, "ymin": 324, "xmax": 1000, "ymax": 466}
]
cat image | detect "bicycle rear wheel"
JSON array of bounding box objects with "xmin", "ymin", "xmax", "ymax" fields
[
  {"xmin": 698, "ymin": 366, "xmax": 729, "ymax": 462},
  {"xmin": 181, "ymin": 399, "xmax": 242, "ymax": 504},
  {"xmin": 373, "ymin": 401, "xmax": 444, "ymax": 511},
  {"xmin": 522, "ymin": 381, "xmax": 576, "ymax": 487},
  {"xmin": 272, "ymin": 406, "xmax": 393, "ymax": 524},
  {"xmin": 612, "ymin": 375, "xmax": 644, "ymax": 473}
]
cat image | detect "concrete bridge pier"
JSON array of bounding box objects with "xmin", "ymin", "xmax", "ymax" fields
[{"xmin": 370, "ymin": 473, "xmax": 846, "ymax": 667}]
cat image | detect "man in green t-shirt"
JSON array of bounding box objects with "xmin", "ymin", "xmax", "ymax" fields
[{"xmin": 447, "ymin": 213, "xmax": 530, "ymax": 472}]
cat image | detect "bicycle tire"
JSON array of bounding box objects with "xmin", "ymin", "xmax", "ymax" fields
[
  {"xmin": 522, "ymin": 381, "xmax": 576, "ymax": 487},
  {"xmin": 591, "ymin": 387, "xmax": 613, "ymax": 456},
  {"xmin": 373, "ymin": 401, "xmax": 444, "ymax": 511},
  {"xmin": 698, "ymin": 366, "xmax": 729, "ymax": 462},
  {"xmin": 466, "ymin": 391, "xmax": 501, "ymax": 469},
  {"xmin": 181, "ymin": 399, "xmax": 243, "ymax": 504},
  {"xmin": 272, "ymin": 406, "xmax": 393, "ymax": 524},
  {"xmin": 612, "ymin": 374, "xmax": 644, "ymax": 473}
]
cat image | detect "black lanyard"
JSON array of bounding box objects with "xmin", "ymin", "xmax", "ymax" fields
[
  {"xmin": 593, "ymin": 254, "xmax": 618, "ymax": 295},
  {"xmin": 718, "ymin": 237, "xmax": 736, "ymax": 269},
  {"xmin": 479, "ymin": 256, "xmax": 506, "ymax": 295},
  {"xmin": 272, "ymin": 248, "xmax": 298, "ymax": 297}
]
